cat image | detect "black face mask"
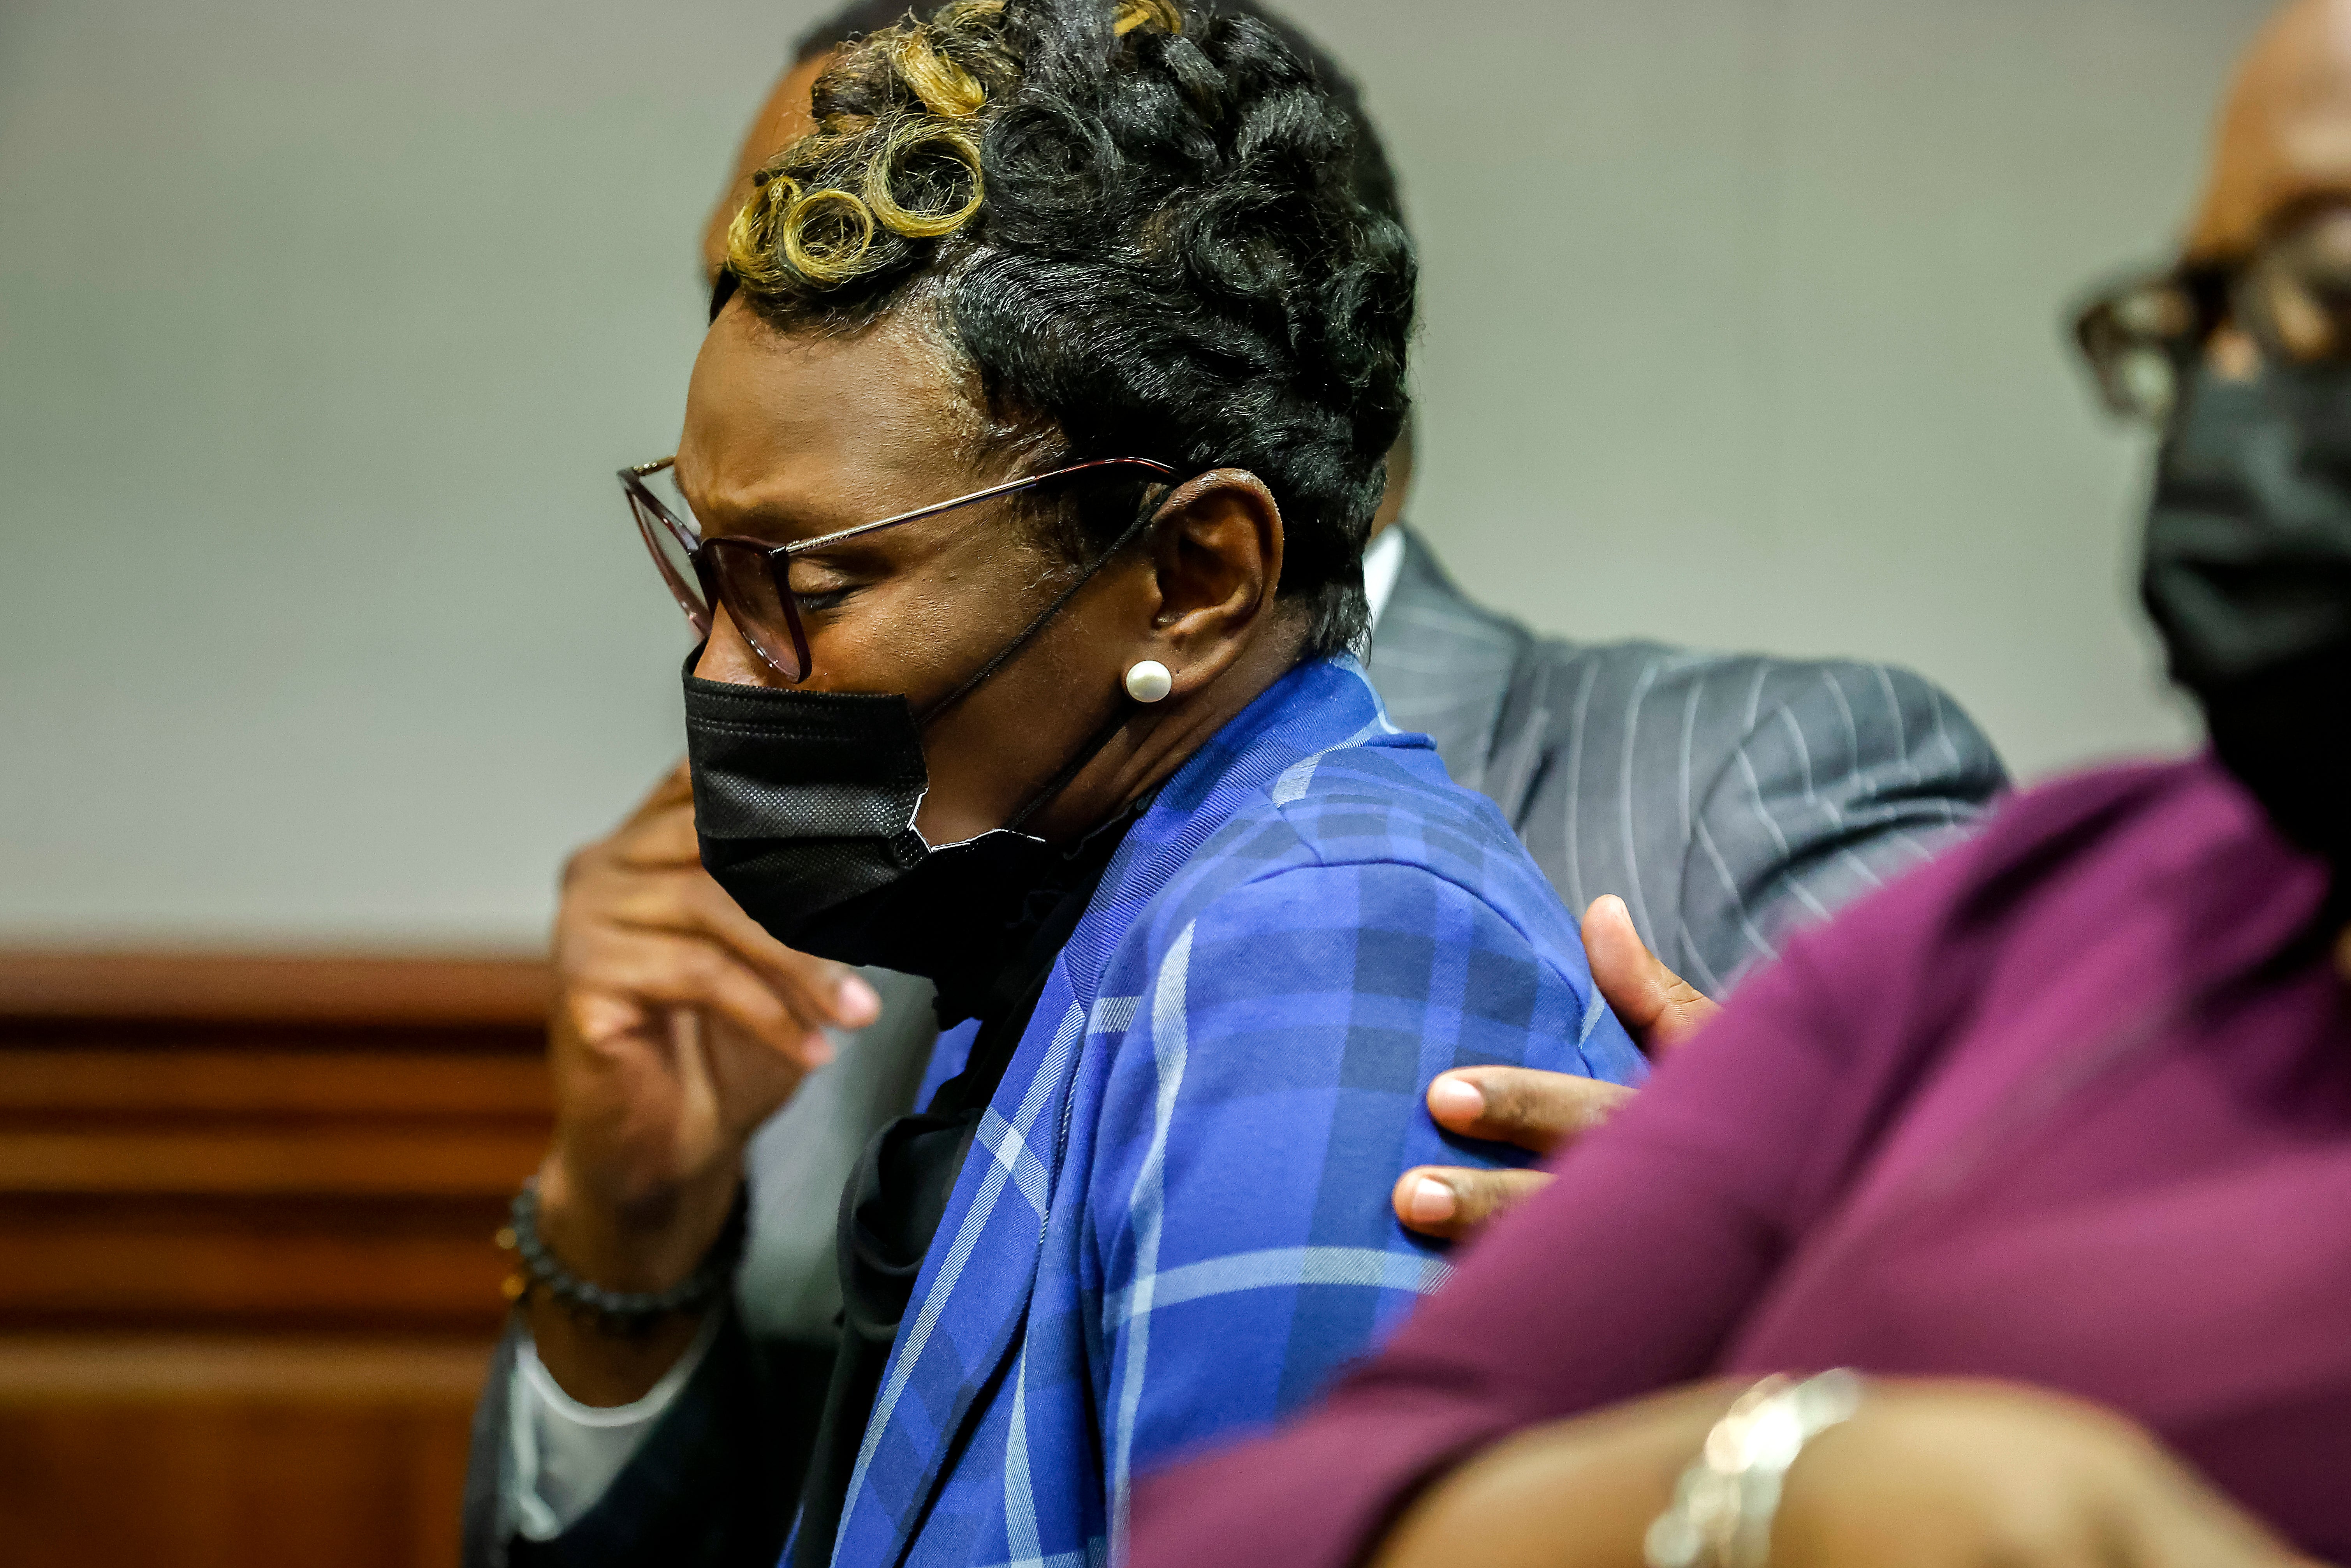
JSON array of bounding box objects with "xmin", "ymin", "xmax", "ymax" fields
[
  {"xmin": 682, "ymin": 506, "xmax": 1153, "ymax": 993},
  {"xmin": 2143, "ymin": 361, "xmax": 2351, "ymax": 870},
  {"xmin": 683, "ymin": 672, "xmax": 1064, "ymax": 966}
]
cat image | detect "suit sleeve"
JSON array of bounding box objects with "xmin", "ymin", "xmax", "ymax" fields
[
  {"xmin": 1084, "ymin": 859, "xmax": 1637, "ymax": 1545},
  {"xmin": 1677, "ymin": 662, "xmax": 2006, "ymax": 992}
]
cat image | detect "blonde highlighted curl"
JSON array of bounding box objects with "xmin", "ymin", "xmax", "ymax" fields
[{"xmin": 725, "ymin": 0, "xmax": 1181, "ymax": 295}]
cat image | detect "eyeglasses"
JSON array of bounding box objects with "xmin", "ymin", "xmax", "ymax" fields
[
  {"xmin": 2073, "ymin": 203, "xmax": 2351, "ymax": 424},
  {"xmin": 622, "ymin": 455, "xmax": 1178, "ymax": 683}
]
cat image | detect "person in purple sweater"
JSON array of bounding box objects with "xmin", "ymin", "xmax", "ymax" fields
[{"xmin": 1128, "ymin": 2, "xmax": 2351, "ymax": 1565}]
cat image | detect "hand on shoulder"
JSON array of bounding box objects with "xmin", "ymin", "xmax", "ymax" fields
[{"xmin": 1394, "ymin": 894, "xmax": 1719, "ymax": 1241}]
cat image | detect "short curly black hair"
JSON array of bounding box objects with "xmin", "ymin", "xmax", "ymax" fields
[
  {"xmin": 788, "ymin": 0, "xmax": 1404, "ymax": 230},
  {"xmin": 718, "ymin": 0, "xmax": 1415, "ymax": 656}
]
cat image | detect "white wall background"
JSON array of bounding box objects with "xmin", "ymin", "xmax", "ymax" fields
[{"xmin": 0, "ymin": 0, "xmax": 2268, "ymax": 947}]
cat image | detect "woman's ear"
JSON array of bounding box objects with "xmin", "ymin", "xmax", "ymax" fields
[{"xmin": 1137, "ymin": 469, "xmax": 1288, "ymax": 699}]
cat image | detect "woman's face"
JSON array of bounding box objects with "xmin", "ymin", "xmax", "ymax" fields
[{"xmin": 677, "ymin": 299, "xmax": 1156, "ymax": 846}]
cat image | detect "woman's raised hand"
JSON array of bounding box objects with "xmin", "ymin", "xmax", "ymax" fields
[{"xmin": 529, "ymin": 759, "xmax": 881, "ymax": 1402}]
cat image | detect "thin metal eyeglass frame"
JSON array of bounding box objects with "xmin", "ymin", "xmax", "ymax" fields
[{"xmin": 621, "ymin": 454, "xmax": 1180, "ymax": 684}]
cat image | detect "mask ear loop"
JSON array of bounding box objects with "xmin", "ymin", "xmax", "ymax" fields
[
  {"xmin": 1003, "ymin": 704, "xmax": 1146, "ymax": 836},
  {"xmin": 910, "ymin": 480, "xmax": 1181, "ymax": 837},
  {"xmin": 910, "ymin": 481, "xmax": 1173, "ymax": 729}
]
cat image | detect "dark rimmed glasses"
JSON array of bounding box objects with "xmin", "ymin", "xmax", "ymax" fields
[
  {"xmin": 2073, "ymin": 202, "xmax": 2351, "ymax": 424},
  {"xmin": 622, "ymin": 455, "xmax": 1179, "ymax": 683}
]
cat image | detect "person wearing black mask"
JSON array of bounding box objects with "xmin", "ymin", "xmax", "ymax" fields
[
  {"xmin": 1123, "ymin": 5, "xmax": 2351, "ymax": 1564},
  {"xmin": 2126, "ymin": 253, "xmax": 2351, "ymax": 880},
  {"xmin": 463, "ymin": 4, "xmax": 2006, "ymax": 1564},
  {"xmin": 470, "ymin": 4, "xmax": 1648, "ymax": 1566}
]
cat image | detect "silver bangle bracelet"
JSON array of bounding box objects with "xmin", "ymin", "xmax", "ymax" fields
[{"xmin": 1643, "ymin": 1369, "xmax": 1864, "ymax": 1568}]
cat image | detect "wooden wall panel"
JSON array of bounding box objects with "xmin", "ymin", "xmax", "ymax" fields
[{"xmin": 0, "ymin": 950, "xmax": 554, "ymax": 1568}]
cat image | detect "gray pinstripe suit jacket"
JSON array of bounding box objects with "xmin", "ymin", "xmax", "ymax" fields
[
  {"xmin": 1367, "ymin": 528, "xmax": 2007, "ymax": 994},
  {"xmin": 463, "ymin": 528, "xmax": 2007, "ymax": 1567}
]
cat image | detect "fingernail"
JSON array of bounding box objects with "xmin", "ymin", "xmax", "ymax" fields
[
  {"xmin": 836, "ymin": 975, "xmax": 881, "ymax": 1027},
  {"xmin": 801, "ymin": 1031, "xmax": 836, "ymax": 1068},
  {"xmin": 1406, "ymin": 1177, "xmax": 1457, "ymax": 1224},
  {"xmin": 1428, "ymin": 1075, "xmax": 1484, "ymax": 1124}
]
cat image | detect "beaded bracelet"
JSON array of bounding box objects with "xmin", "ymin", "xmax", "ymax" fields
[{"xmin": 495, "ymin": 1176, "xmax": 746, "ymax": 1336}]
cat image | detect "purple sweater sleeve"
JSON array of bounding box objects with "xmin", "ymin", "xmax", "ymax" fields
[{"xmin": 1125, "ymin": 816, "xmax": 2004, "ymax": 1568}]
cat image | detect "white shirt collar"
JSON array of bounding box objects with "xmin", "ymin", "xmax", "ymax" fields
[{"xmin": 1362, "ymin": 525, "xmax": 1407, "ymax": 636}]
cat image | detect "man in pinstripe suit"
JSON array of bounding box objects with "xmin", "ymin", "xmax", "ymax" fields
[
  {"xmin": 464, "ymin": 5, "xmax": 2006, "ymax": 1559},
  {"xmin": 1360, "ymin": 437, "xmax": 2005, "ymax": 1242},
  {"xmin": 1359, "ymin": 437, "xmax": 2003, "ymax": 1003}
]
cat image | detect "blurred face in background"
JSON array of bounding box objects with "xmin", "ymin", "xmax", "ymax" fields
[{"xmin": 2080, "ymin": 0, "xmax": 2351, "ymax": 883}]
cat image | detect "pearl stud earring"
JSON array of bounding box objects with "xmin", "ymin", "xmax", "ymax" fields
[{"xmin": 1124, "ymin": 660, "xmax": 1174, "ymax": 703}]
